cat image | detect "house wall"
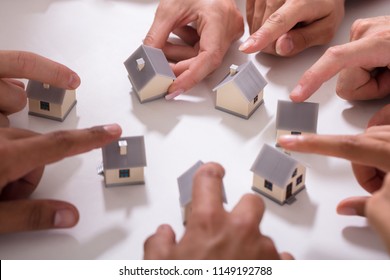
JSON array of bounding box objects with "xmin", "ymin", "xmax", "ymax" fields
[
  {"xmin": 247, "ymin": 90, "xmax": 264, "ymax": 115},
  {"xmin": 29, "ymin": 99, "xmax": 62, "ymax": 119},
  {"xmin": 105, "ymin": 167, "xmax": 145, "ymax": 186},
  {"xmin": 216, "ymin": 84, "xmax": 248, "ymax": 117},
  {"xmin": 252, "ymin": 164, "xmax": 306, "ymax": 204},
  {"xmin": 276, "ymin": 129, "xmax": 314, "ymax": 139},
  {"xmin": 61, "ymin": 90, "xmax": 76, "ymax": 118},
  {"xmin": 138, "ymin": 75, "xmax": 173, "ymax": 102},
  {"xmin": 252, "ymin": 174, "xmax": 285, "ymax": 203},
  {"xmin": 181, "ymin": 202, "xmax": 192, "ymax": 225}
]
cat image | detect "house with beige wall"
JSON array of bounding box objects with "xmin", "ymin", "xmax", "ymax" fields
[
  {"xmin": 26, "ymin": 80, "xmax": 76, "ymax": 121},
  {"xmin": 99, "ymin": 136, "xmax": 147, "ymax": 187},
  {"xmin": 251, "ymin": 144, "xmax": 306, "ymax": 205},
  {"xmin": 276, "ymin": 100, "xmax": 319, "ymax": 141},
  {"xmin": 124, "ymin": 45, "xmax": 176, "ymax": 103},
  {"xmin": 213, "ymin": 61, "xmax": 266, "ymax": 119}
]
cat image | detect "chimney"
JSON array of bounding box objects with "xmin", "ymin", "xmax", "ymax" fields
[
  {"xmin": 229, "ymin": 64, "xmax": 239, "ymax": 76},
  {"xmin": 136, "ymin": 58, "xmax": 145, "ymax": 71},
  {"xmin": 118, "ymin": 140, "xmax": 128, "ymax": 155},
  {"xmin": 43, "ymin": 83, "xmax": 50, "ymax": 89}
]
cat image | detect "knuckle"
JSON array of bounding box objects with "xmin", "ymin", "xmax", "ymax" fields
[
  {"xmin": 266, "ymin": 12, "xmax": 286, "ymax": 28},
  {"xmin": 192, "ymin": 207, "xmax": 221, "ymax": 227},
  {"xmin": 26, "ymin": 204, "xmax": 49, "ymax": 230},
  {"xmin": 208, "ymin": 50, "xmax": 224, "ymax": 70},
  {"xmin": 325, "ymin": 45, "xmax": 345, "ymax": 61},
  {"xmin": 231, "ymin": 215, "xmax": 258, "ymax": 233},
  {"xmin": 350, "ymin": 19, "xmax": 368, "ymax": 40}
]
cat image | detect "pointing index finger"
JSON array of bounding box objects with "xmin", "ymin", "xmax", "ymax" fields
[{"xmin": 0, "ymin": 51, "xmax": 80, "ymax": 89}]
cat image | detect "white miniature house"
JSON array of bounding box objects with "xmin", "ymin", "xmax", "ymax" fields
[
  {"xmin": 213, "ymin": 61, "xmax": 267, "ymax": 119},
  {"xmin": 251, "ymin": 144, "xmax": 306, "ymax": 205},
  {"xmin": 99, "ymin": 136, "xmax": 147, "ymax": 187},
  {"xmin": 276, "ymin": 100, "xmax": 319, "ymax": 140},
  {"xmin": 124, "ymin": 45, "xmax": 176, "ymax": 103},
  {"xmin": 26, "ymin": 80, "xmax": 77, "ymax": 121}
]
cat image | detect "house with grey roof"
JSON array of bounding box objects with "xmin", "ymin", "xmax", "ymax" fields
[
  {"xmin": 213, "ymin": 61, "xmax": 267, "ymax": 119},
  {"xmin": 276, "ymin": 100, "xmax": 319, "ymax": 142},
  {"xmin": 99, "ymin": 136, "xmax": 147, "ymax": 187},
  {"xmin": 178, "ymin": 161, "xmax": 227, "ymax": 224},
  {"xmin": 26, "ymin": 80, "xmax": 76, "ymax": 121},
  {"xmin": 124, "ymin": 45, "xmax": 176, "ymax": 103},
  {"xmin": 251, "ymin": 144, "xmax": 306, "ymax": 205}
]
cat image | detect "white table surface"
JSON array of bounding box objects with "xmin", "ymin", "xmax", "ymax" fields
[{"xmin": 0, "ymin": 0, "xmax": 389, "ymax": 260}]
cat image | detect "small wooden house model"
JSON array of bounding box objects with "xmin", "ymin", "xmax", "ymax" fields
[
  {"xmin": 124, "ymin": 45, "xmax": 176, "ymax": 103},
  {"xmin": 276, "ymin": 100, "xmax": 319, "ymax": 140},
  {"xmin": 213, "ymin": 61, "xmax": 266, "ymax": 119},
  {"xmin": 26, "ymin": 80, "xmax": 76, "ymax": 121},
  {"xmin": 251, "ymin": 144, "xmax": 306, "ymax": 205},
  {"xmin": 99, "ymin": 136, "xmax": 147, "ymax": 187},
  {"xmin": 178, "ymin": 161, "xmax": 227, "ymax": 224}
]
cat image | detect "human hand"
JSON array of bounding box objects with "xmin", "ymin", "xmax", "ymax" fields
[
  {"xmin": 0, "ymin": 51, "xmax": 80, "ymax": 121},
  {"xmin": 240, "ymin": 0, "xmax": 345, "ymax": 56},
  {"xmin": 144, "ymin": 163, "xmax": 293, "ymax": 259},
  {"xmin": 0, "ymin": 124, "xmax": 122, "ymax": 234},
  {"xmin": 290, "ymin": 16, "xmax": 390, "ymax": 102},
  {"xmin": 277, "ymin": 125, "xmax": 390, "ymax": 217},
  {"xmin": 143, "ymin": 0, "xmax": 244, "ymax": 99},
  {"xmin": 366, "ymin": 173, "xmax": 390, "ymax": 253}
]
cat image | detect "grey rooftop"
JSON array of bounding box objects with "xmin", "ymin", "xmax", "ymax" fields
[
  {"xmin": 26, "ymin": 80, "xmax": 67, "ymax": 104},
  {"xmin": 124, "ymin": 45, "xmax": 175, "ymax": 93},
  {"xmin": 213, "ymin": 61, "xmax": 267, "ymax": 101},
  {"xmin": 102, "ymin": 136, "xmax": 147, "ymax": 170},
  {"xmin": 276, "ymin": 100, "xmax": 319, "ymax": 133}
]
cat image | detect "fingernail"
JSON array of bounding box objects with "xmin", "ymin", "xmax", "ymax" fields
[
  {"xmin": 239, "ymin": 38, "xmax": 256, "ymax": 52},
  {"xmin": 337, "ymin": 207, "xmax": 357, "ymax": 216},
  {"xmin": 157, "ymin": 224, "xmax": 170, "ymax": 233},
  {"xmin": 277, "ymin": 135, "xmax": 302, "ymax": 147},
  {"xmin": 165, "ymin": 89, "xmax": 184, "ymax": 100},
  {"xmin": 103, "ymin": 124, "xmax": 122, "ymax": 135},
  {"xmin": 290, "ymin": 84, "xmax": 303, "ymax": 100},
  {"xmin": 276, "ymin": 35, "xmax": 294, "ymax": 56},
  {"xmin": 54, "ymin": 209, "xmax": 77, "ymax": 228},
  {"xmin": 69, "ymin": 73, "xmax": 81, "ymax": 89}
]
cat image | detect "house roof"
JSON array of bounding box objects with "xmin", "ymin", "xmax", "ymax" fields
[
  {"xmin": 251, "ymin": 144, "xmax": 299, "ymax": 188},
  {"xmin": 124, "ymin": 45, "xmax": 176, "ymax": 93},
  {"xmin": 213, "ymin": 61, "xmax": 267, "ymax": 101},
  {"xmin": 178, "ymin": 161, "xmax": 227, "ymax": 206},
  {"xmin": 102, "ymin": 136, "xmax": 147, "ymax": 170},
  {"xmin": 26, "ymin": 80, "xmax": 67, "ymax": 104},
  {"xmin": 276, "ymin": 100, "xmax": 319, "ymax": 133}
]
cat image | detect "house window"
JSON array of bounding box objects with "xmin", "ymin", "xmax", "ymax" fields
[
  {"xmin": 40, "ymin": 101, "xmax": 50, "ymax": 111},
  {"xmin": 296, "ymin": 174, "xmax": 303, "ymax": 186},
  {"xmin": 253, "ymin": 95, "xmax": 258, "ymax": 104},
  {"xmin": 292, "ymin": 168, "xmax": 297, "ymax": 178},
  {"xmin": 264, "ymin": 180, "xmax": 273, "ymax": 191},
  {"xmin": 119, "ymin": 169, "xmax": 130, "ymax": 178},
  {"xmin": 291, "ymin": 131, "xmax": 301, "ymax": 135}
]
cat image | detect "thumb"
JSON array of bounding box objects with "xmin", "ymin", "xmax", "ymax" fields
[
  {"xmin": 0, "ymin": 199, "xmax": 79, "ymax": 234},
  {"xmin": 336, "ymin": 196, "xmax": 370, "ymax": 217},
  {"xmin": 144, "ymin": 224, "xmax": 176, "ymax": 260},
  {"xmin": 368, "ymin": 104, "xmax": 390, "ymax": 127}
]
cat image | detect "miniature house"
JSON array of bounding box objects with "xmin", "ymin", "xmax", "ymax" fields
[
  {"xmin": 178, "ymin": 161, "xmax": 227, "ymax": 224},
  {"xmin": 276, "ymin": 100, "xmax": 319, "ymax": 140},
  {"xmin": 99, "ymin": 136, "xmax": 147, "ymax": 187},
  {"xmin": 213, "ymin": 61, "xmax": 267, "ymax": 119},
  {"xmin": 26, "ymin": 80, "xmax": 76, "ymax": 121},
  {"xmin": 251, "ymin": 144, "xmax": 306, "ymax": 205},
  {"xmin": 124, "ymin": 45, "xmax": 176, "ymax": 103}
]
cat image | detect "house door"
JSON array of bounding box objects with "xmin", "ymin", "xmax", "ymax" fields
[{"xmin": 286, "ymin": 183, "xmax": 293, "ymax": 199}]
